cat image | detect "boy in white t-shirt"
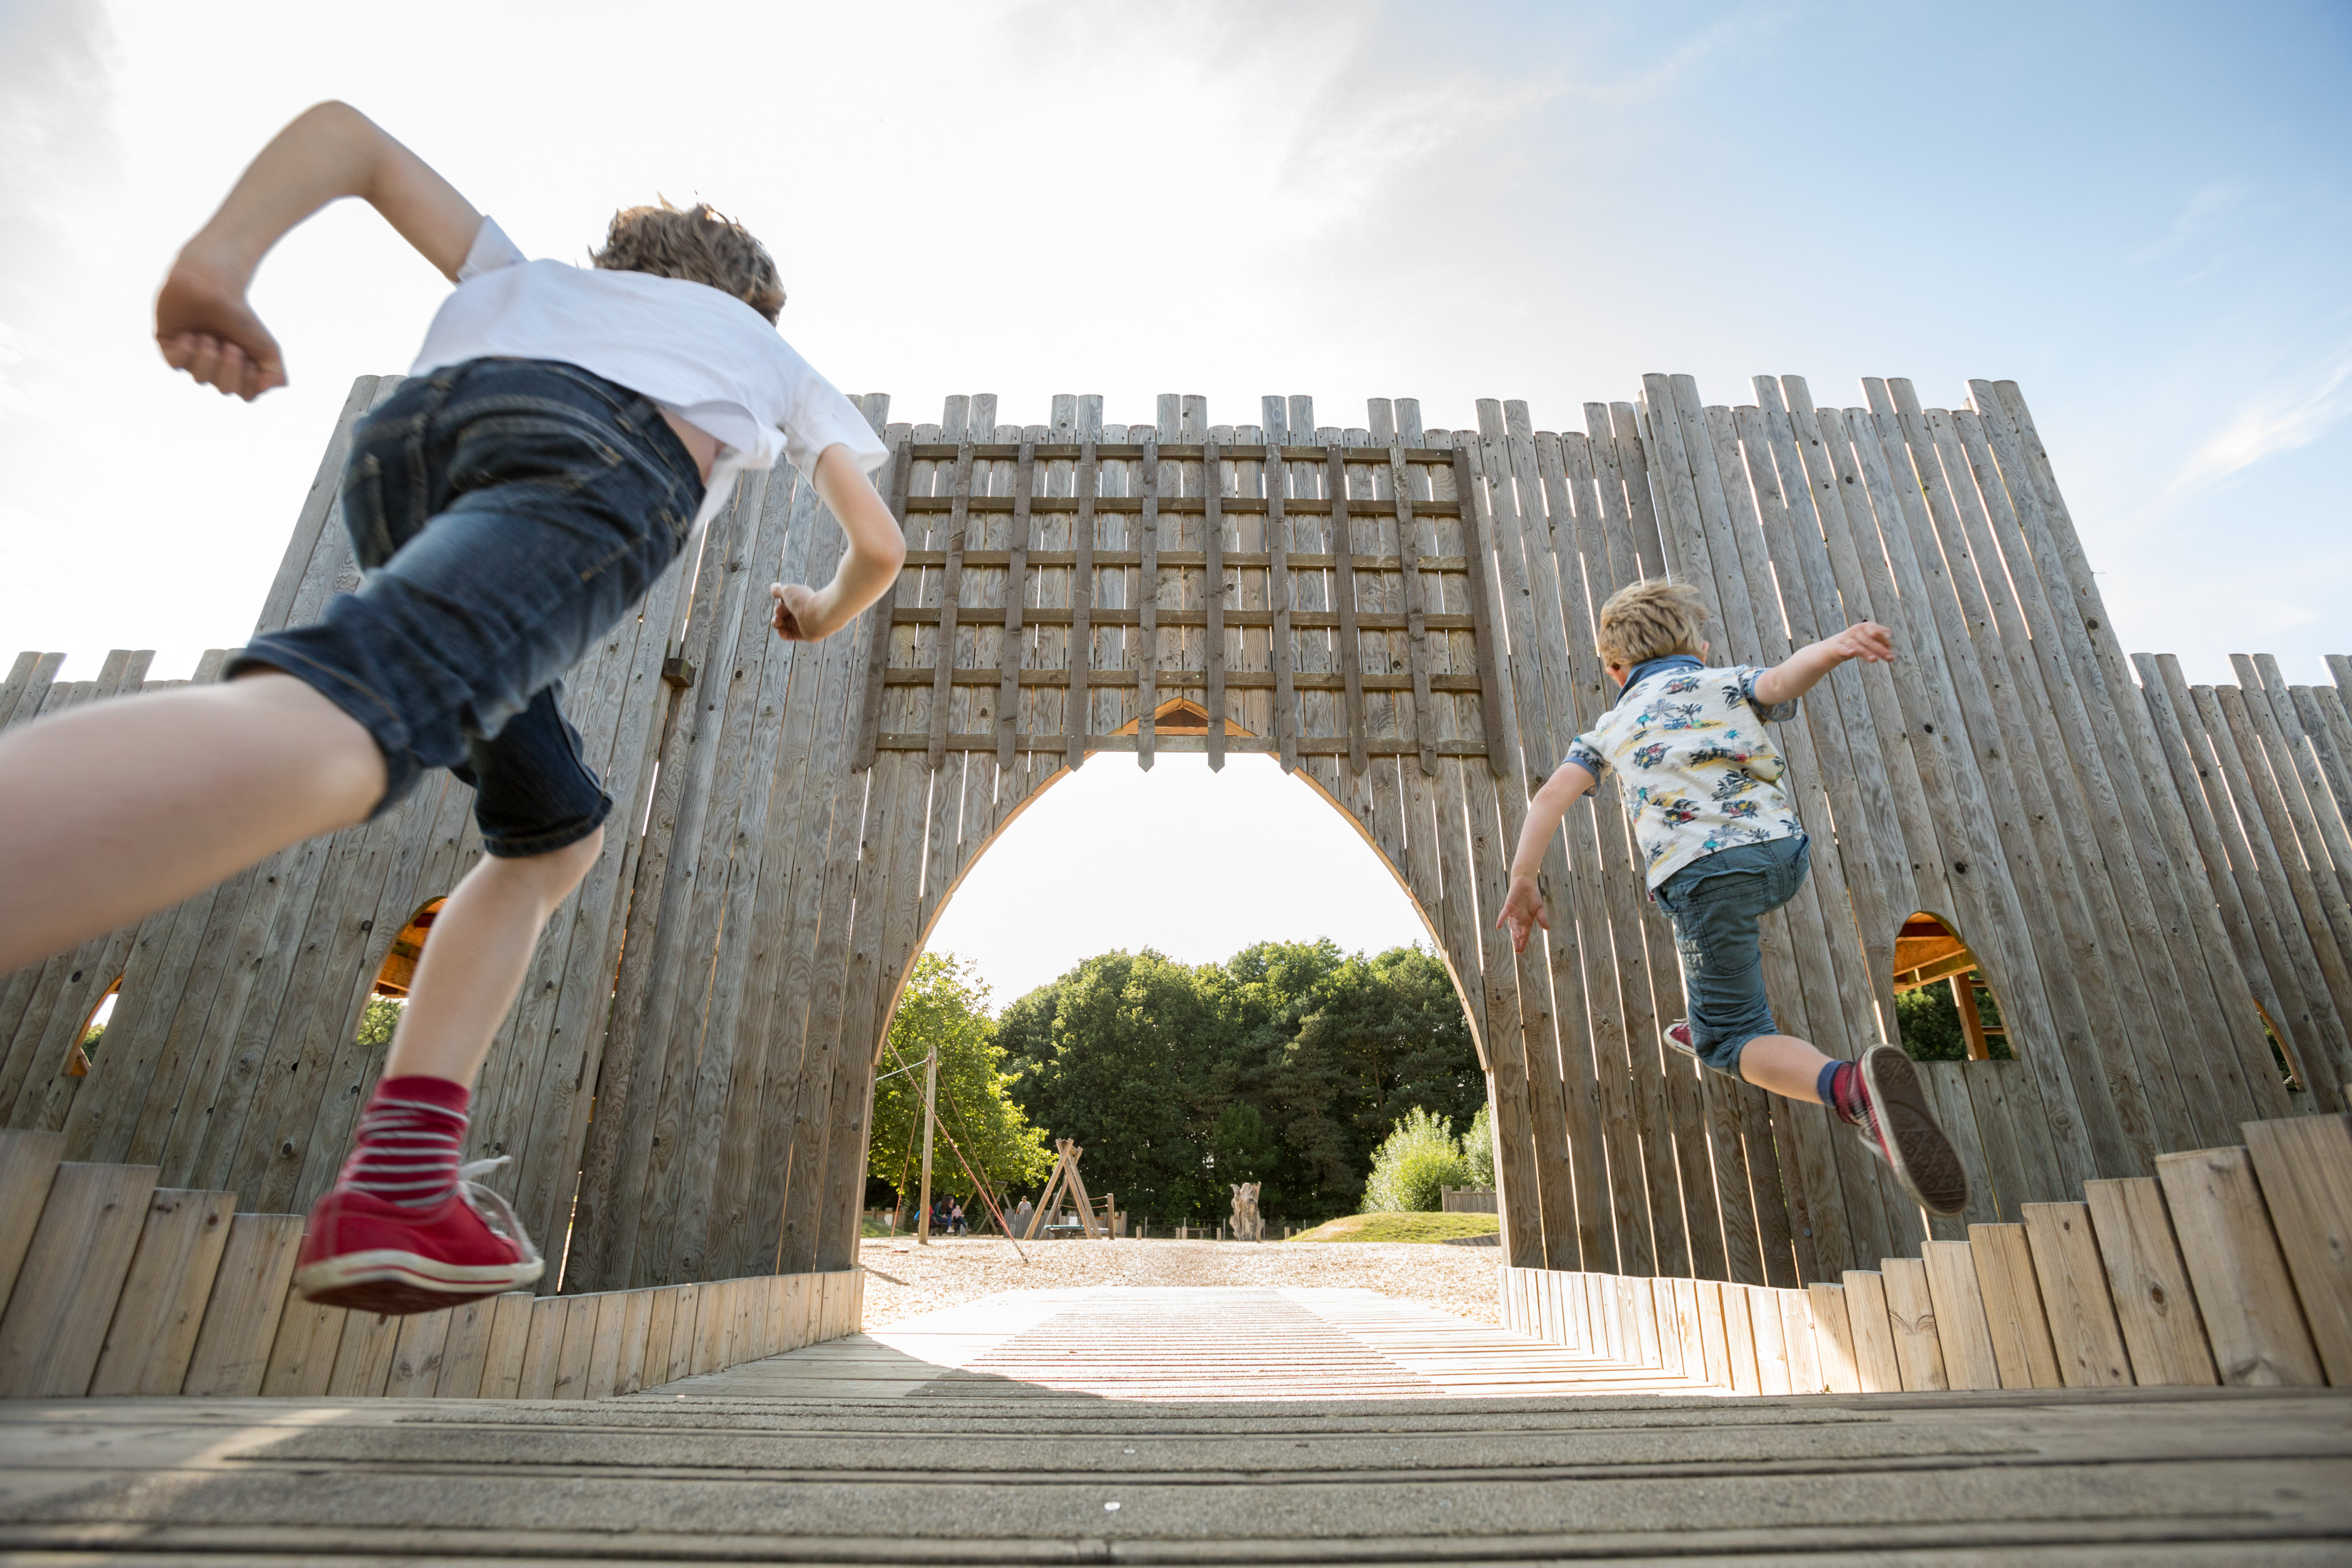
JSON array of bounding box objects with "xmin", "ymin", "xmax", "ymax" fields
[
  {"xmin": 0, "ymin": 103, "xmax": 907, "ymax": 1313},
  {"xmin": 1496, "ymin": 579, "xmax": 1967, "ymax": 1218}
]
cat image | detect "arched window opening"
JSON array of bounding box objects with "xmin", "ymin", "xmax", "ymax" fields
[
  {"xmin": 65, "ymin": 976, "xmax": 123, "ymax": 1078},
  {"xmin": 361, "ymin": 897, "xmax": 446, "ymax": 1049},
  {"xmin": 1892, "ymin": 912, "xmax": 2010, "ymax": 1063},
  {"xmin": 2253, "ymin": 1000, "xmax": 2303, "ymax": 1093}
]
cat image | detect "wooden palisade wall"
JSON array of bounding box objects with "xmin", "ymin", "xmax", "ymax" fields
[{"xmin": 3, "ymin": 373, "xmax": 2346, "ymax": 1302}]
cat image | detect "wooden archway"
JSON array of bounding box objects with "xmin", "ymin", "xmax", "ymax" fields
[{"xmin": 7, "ymin": 373, "xmax": 2327, "ymax": 1304}]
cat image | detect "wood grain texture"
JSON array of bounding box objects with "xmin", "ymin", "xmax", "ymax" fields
[
  {"xmin": 87, "ymin": 1187, "xmax": 235, "ymax": 1396},
  {"xmin": 2020, "ymin": 1202, "xmax": 2132, "ymax": 1388},
  {"xmin": 2242, "ymin": 1111, "xmax": 2352, "ymax": 1385},
  {"xmin": 2157, "ymin": 1145, "xmax": 2323, "ymax": 1386}
]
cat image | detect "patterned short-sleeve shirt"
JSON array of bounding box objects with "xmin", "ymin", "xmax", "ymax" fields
[{"xmin": 1564, "ymin": 658, "xmax": 1806, "ymax": 889}]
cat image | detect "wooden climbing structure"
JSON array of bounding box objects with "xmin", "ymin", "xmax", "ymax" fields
[{"xmin": 1, "ymin": 371, "xmax": 2347, "ymax": 1321}]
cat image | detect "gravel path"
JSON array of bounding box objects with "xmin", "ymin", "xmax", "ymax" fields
[{"xmin": 856, "ymin": 1237, "xmax": 1501, "ymax": 1329}]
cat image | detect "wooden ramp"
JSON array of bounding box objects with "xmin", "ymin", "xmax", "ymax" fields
[{"xmin": 653, "ymin": 1286, "xmax": 1732, "ymax": 1402}]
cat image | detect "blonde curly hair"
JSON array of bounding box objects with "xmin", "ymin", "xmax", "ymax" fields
[
  {"xmin": 592, "ymin": 200, "xmax": 785, "ymax": 324},
  {"xmin": 1596, "ymin": 579, "xmax": 1708, "ymax": 668}
]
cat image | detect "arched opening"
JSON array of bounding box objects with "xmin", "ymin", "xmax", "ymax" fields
[
  {"xmin": 359, "ymin": 896, "xmax": 446, "ymax": 1052},
  {"xmin": 1892, "ymin": 911, "xmax": 2009, "ymax": 1062},
  {"xmin": 897, "ymin": 748, "xmax": 1481, "ymax": 1242},
  {"xmin": 64, "ymin": 975, "xmax": 122, "ymax": 1078}
]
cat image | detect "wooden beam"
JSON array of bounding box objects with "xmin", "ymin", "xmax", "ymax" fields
[
  {"xmin": 1138, "ymin": 431, "xmax": 1160, "ymax": 771},
  {"xmin": 1450, "ymin": 440, "xmax": 1510, "ymax": 778},
  {"xmin": 996, "ymin": 441, "xmax": 1036, "ymax": 776},
  {"xmin": 927, "ymin": 441, "xmax": 974, "ymax": 772},
  {"xmin": 1327, "ymin": 446, "xmax": 1368, "ymax": 775},
  {"xmin": 1204, "ymin": 437, "xmax": 1227, "ymax": 772},
  {"xmin": 1267, "ymin": 436, "xmax": 1299, "ymax": 774},
  {"xmin": 1389, "ymin": 447, "xmax": 1438, "ymax": 776},
  {"xmin": 1066, "ymin": 437, "xmax": 1097, "ymax": 771},
  {"xmin": 851, "ymin": 437, "xmax": 914, "ymax": 770}
]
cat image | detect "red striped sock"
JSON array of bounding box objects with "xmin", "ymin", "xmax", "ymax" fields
[{"xmin": 339, "ymin": 1076, "xmax": 470, "ymax": 1209}]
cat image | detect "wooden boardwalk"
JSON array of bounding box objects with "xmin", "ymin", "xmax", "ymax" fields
[{"xmin": 0, "ymin": 1285, "xmax": 2346, "ymax": 1562}]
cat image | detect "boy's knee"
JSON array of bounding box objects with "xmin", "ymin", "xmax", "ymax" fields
[{"xmin": 505, "ymin": 825, "xmax": 604, "ymax": 894}]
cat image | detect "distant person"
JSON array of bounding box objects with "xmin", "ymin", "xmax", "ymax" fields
[
  {"xmin": 1015, "ymin": 1196, "xmax": 1034, "ymax": 1236},
  {"xmin": 949, "ymin": 1198, "xmax": 966, "ymax": 1236},
  {"xmin": 1497, "ymin": 579, "xmax": 1967, "ymax": 1217},
  {"xmin": 0, "ymin": 103, "xmax": 904, "ymax": 1316}
]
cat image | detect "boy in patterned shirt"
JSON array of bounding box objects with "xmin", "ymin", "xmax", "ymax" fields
[{"xmin": 1497, "ymin": 580, "xmax": 1966, "ymax": 1217}]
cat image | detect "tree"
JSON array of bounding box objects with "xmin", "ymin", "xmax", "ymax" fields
[
  {"xmin": 869, "ymin": 954, "xmax": 1053, "ymax": 1215},
  {"xmin": 1460, "ymin": 1101, "xmax": 1495, "ymax": 1189},
  {"xmin": 1001, "ymin": 939, "xmax": 1487, "ymax": 1224}
]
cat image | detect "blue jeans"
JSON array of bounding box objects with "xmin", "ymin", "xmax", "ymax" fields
[
  {"xmin": 1653, "ymin": 835, "xmax": 1811, "ymax": 1076},
  {"xmin": 230, "ymin": 360, "xmax": 703, "ymax": 857}
]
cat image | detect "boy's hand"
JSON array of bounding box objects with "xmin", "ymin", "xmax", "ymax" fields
[
  {"xmin": 1826, "ymin": 620, "xmax": 1895, "ymax": 666},
  {"xmin": 770, "ymin": 582, "xmax": 838, "ymax": 642},
  {"xmin": 156, "ymin": 255, "xmax": 286, "ymax": 401},
  {"xmin": 1495, "ymin": 873, "xmax": 1549, "ymax": 954}
]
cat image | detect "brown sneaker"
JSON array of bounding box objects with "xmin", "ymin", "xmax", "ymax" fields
[{"xmin": 1855, "ymin": 1045, "xmax": 1969, "ymax": 1217}]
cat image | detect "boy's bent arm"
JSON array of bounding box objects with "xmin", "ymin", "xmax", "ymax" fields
[
  {"xmin": 1750, "ymin": 620, "xmax": 1896, "ymax": 707},
  {"xmin": 1495, "ymin": 760, "xmax": 1597, "ymax": 953},
  {"xmin": 770, "ymin": 443, "xmax": 908, "ymax": 642},
  {"xmin": 159, "ymin": 102, "xmax": 481, "ymax": 400}
]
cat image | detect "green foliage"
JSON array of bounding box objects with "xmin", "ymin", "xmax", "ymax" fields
[
  {"xmin": 1894, "ymin": 980, "xmax": 2011, "ymax": 1062},
  {"xmin": 356, "ymin": 995, "xmax": 403, "ymax": 1049},
  {"xmin": 1360, "ymin": 1106, "xmax": 1472, "ymax": 1213},
  {"xmin": 1459, "ymin": 1101, "xmax": 1495, "ymax": 1189},
  {"xmin": 999, "ymin": 939, "xmax": 1486, "ymax": 1224},
  {"xmin": 870, "ymin": 954, "xmax": 1053, "ymax": 1207}
]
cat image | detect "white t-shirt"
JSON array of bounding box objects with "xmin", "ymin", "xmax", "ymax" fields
[{"xmin": 408, "ymin": 218, "xmax": 889, "ymax": 535}]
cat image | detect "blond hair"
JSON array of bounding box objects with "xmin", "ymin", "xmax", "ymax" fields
[
  {"xmin": 592, "ymin": 200, "xmax": 785, "ymax": 324},
  {"xmin": 1596, "ymin": 579, "xmax": 1707, "ymax": 667}
]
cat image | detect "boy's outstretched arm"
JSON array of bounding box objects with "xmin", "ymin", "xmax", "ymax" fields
[
  {"xmin": 768, "ymin": 444, "xmax": 909, "ymax": 642},
  {"xmin": 1496, "ymin": 760, "xmax": 1597, "ymax": 953},
  {"xmin": 1751, "ymin": 620, "xmax": 1896, "ymax": 706},
  {"xmin": 158, "ymin": 101, "xmax": 481, "ymax": 400}
]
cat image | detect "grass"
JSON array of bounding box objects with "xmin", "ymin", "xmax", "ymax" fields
[{"xmin": 1287, "ymin": 1212, "xmax": 1501, "ymax": 1244}]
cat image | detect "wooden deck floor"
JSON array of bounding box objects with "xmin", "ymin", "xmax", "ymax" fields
[{"xmin": 1, "ymin": 1285, "xmax": 2346, "ymax": 1563}]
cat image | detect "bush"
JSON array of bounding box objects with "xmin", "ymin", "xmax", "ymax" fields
[
  {"xmin": 1459, "ymin": 1101, "xmax": 1494, "ymax": 1189},
  {"xmin": 1360, "ymin": 1107, "xmax": 1471, "ymax": 1213}
]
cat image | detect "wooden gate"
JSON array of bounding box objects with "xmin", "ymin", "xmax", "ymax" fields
[{"xmin": 4, "ymin": 373, "xmax": 2347, "ymax": 1299}]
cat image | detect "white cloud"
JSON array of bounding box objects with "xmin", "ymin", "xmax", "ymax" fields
[{"xmin": 2175, "ymin": 351, "xmax": 2352, "ymax": 489}]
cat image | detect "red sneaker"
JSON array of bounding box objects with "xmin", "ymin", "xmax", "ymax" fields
[
  {"xmin": 1854, "ymin": 1045, "xmax": 1971, "ymax": 1218},
  {"xmin": 1663, "ymin": 1019, "xmax": 1698, "ymax": 1059},
  {"xmin": 293, "ymin": 1165, "xmax": 544, "ymax": 1316}
]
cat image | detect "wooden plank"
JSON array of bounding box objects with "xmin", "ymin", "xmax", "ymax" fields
[
  {"xmin": 1968, "ymin": 1222, "xmax": 2063, "ymax": 1389},
  {"xmin": 1136, "ymin": 429, "xmax": 1161, "ymax": 770},
  {"xmin": 614, "ymin": 1286, "xmax": 656, "ymax": 1394},
  {"xmin": 669, "ymin": 1282, "xmax": 703, "ymax": 1381},
  {"xmin": 2083, "ymin": 1175, "xmax": 2217, "ymax": 1387},
  {"xmin": 552, "ymin": 1293, "xmax": 597, "ymax": 1399},
  {"xmin": 584, "ymin": 1291, "xmax": 628, "ymax": 1398},
  {"xmin": 0, "ymin": 1161, "xmax": 158, "ymax": 1396},
  {"xmin": 1919, "ymin": 1239, "xmax": 2001, "ymax": 1391},
  {"xmin": 87, "ymin": 1187, "xmax": 235, "ymax": 1396},
  {"xmin": 1779, "ymin": 1289, "xmax": 1821, "ymax": 1393},
  {"xmin": 384, "ymin": 1309, "xmax": 451, "ymax": 1398},
  {"xmin": 1324, "ymin": 445, "xmax": 1368, "ymax": 775},
  {"xmin": 641, "ymin": 1286, "xmax": 680, "ymax": 1388},
  {"xmin": 430, "ymin": 1293, "xmax": 502, "ymax": 1399},
  {"xmin": 1808, "ymin": 1282, "xmax": 1860, "ymax": 1393},
  {"xmin": 326, "ymin": 1308, "xmax": 401, "ymax": 1397},
  {"xmin": 1066, "ymin": 437, "xmax": 1097, "ymax": 770},
  {"xmin": 2243, "ymin": 1111, "xmax": 2352, "ymax": 1386},
  {"xmin": 1448, "ymin": 441, "xmax": 1509, "ymax": 778},
  {"xmin": 477, "ymin": 1289, "xmax": 535, "ymax": 1399},
  {"xmin": 261, "ymin": 1296, "xmax": 348, "ymax": 1397},
  {"xmin": 927, "ymin": 440, "xmax": 974, "ymax": 771},
  {"xmin": 850, "ymin": 436, "xmax": 914, "ymax": 770},
  {"xmin": 1879, "ymin": 1256, "xmax": 1949, "ymax": 1391},
  {"xmin": 516, "ymin": 1295, "xmax": 567, "ymax": 1398},
  {"xmin": 1202, "ymin": 435, "xmax": 1229, "ymax": 770},
  {"xmin": 179, "ymin": 1212, "xmax": 302, "ymax": 1396},
  {"xmin": 1841, "ymin": 1269, "xmax": 1904, "ymax": 1392},
  {"xmin": 1718, "ymin": 1279, "xmax": 1760, "ymax": 1394},
  {"xmin": 2157, "ymin": 1144, "xmax": 2325, "ymax": 1386},
  {"xmin": 2020, "ymin": 1201, "xmax": 2133, "ymax": 1388},
  {"xmin": 996, "ymin": 440, "xmax": 1036, "ymax": 775},
  {"xmin": 0, "ymin": 1130, "xmax": 64, "ymax": 1314}
]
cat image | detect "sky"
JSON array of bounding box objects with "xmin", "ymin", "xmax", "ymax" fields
[{"xmin": 3, "ymin": 0, "xmax": 2347, "ymax": 1004}]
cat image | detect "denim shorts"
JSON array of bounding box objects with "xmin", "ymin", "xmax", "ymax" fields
[
  {"xmin": 229, "ymin": 359, "xmax": 704, "ymax": 857},
  {"xmin": 1652, "ymin": 835, "xmax": 1811, "ymax": 1076}
]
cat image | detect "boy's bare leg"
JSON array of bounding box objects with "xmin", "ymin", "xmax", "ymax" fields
[
  {"xmin": 383, "ymin": 830, "xmax": 602, "ymax": 1088},
  {"xmin": 1737, "ymin": 1033, "xmax": 1837, "ymax": 1102},
  {"xmin": 0, "ymin": 673, "xmax": 383, "ymax": 972}
]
